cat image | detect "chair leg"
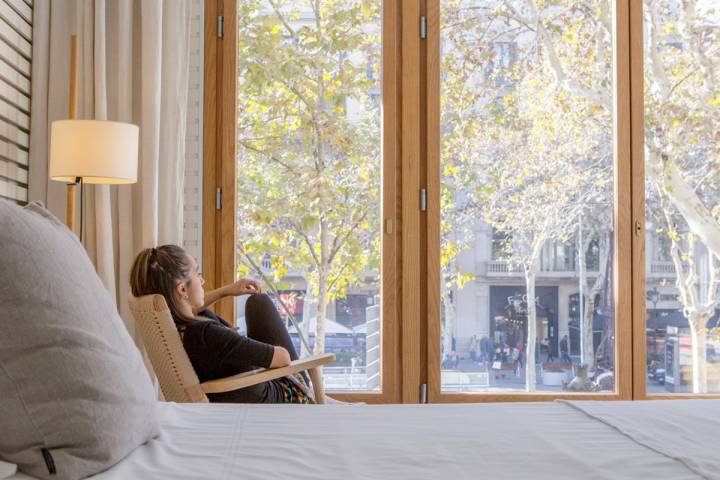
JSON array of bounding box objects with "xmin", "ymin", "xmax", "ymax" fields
[{"xmin": 309, "ymin": 366, "xmax": 325, "ymax": 404}]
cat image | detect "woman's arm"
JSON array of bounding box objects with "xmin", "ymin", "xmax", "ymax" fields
[
  {"xmin": 199, "ymin": 286, "xmax": 227, "ymax": 310},
  {"xmin": 198, "ymin": 322, "xmax": 283, "ymax": 370},
  {"xmin": 270, "ymin": 346, "xmax": 291, "ymax": 367},
  {"xmin": 199, "ymin": 279, "xmax": 262, "ymax": 311}
]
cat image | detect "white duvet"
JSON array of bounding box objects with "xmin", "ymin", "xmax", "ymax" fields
[{"xmin": 8, "ymin": 399, "xmax": 719, "ymax": 480}]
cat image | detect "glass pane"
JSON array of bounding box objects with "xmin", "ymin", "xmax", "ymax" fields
[
  {"xmin": 439, "ymin": 0, "xmax": 616, "ymax": 393},
  {"xmin": 234, "ymin": 1, "xmax": 382, "ymax": 392},
  {"xmin": 643, "ymin": 1, "xmax": 720, "ymax": 394}
]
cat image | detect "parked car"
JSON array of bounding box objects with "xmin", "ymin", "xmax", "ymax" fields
[{"xmin": 647, "ymin": 360, "xmax": 665, "ymax": 384}]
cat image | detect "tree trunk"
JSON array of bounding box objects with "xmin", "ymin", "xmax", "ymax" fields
[
  {"xmin": 314, "ymin": 219, "xmax": 329, "ymax": 355},
  {"xmin": 580, "ymin": 232, "xmax": 609, "ymax": 368},
  {"xmin": 661, "ymin": 204, "xmax": 716, "ymax": 394},
  {"xmin": 577, "ymin": 233, "xmax": 592, "ymax": 367},
  {"xmin": 442, "ymin": 292, "xmax": 456, "ymax": 366},
  {"xmin": 315, "ymin": 278, "xmax": 328, "ymax": 354},
  {"xmin": 688, "ymin": 315, "xmax": 709, "ymax": 394},
  {"xmin": 597, "ymin": 236, "xmax": 615, "ymax": 366},
  {"xmin": 651, "ymin": 152, "xmax": 720, "ymax": 260},
  {"xmin": 524, "ymin": 268, "xmax": 538, "ymax": 392},
  {"xmin": 581, "ymin": 294, "xmax": 596, "ymax": 368},
  {"xmin": 300, "ymin": 272, "xmax": 315, "ymax": 356}
]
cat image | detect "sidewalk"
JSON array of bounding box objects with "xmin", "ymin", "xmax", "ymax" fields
[{"xmin": 441, "ymin": 359, "xmax": 567, "ymax": 392}]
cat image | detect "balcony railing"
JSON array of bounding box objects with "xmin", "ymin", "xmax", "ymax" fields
[
  {"xmin": 650, "ymin": 262, "xmax": 675, "ymax": 275},
  {"xmin": 483, "ymin": 261, "xmax": 599, "ymax": 277},
  {"xmin": 487, "ymin": 261, "xmax": 521, "ymax": 274},
  {"xmin": 482, "ymin": 260, "xmax": 689, "ymax": 278}
]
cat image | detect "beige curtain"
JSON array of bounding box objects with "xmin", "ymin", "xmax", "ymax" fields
[{"xmin": 29, "ymin": 0, "xmax": 191, "ymax": 339}]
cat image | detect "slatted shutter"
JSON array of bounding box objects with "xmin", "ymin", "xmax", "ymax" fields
[{"xmin": 0, "ymin": 0, "xmax": 31, "ymax": 204}]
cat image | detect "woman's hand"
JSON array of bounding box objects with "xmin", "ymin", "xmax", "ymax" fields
[{"xmin": 222, "ymin": 278, "xmax": 262, "ymax": 297}]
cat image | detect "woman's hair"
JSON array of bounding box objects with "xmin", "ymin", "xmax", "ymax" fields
[{"xmin": 130, "ymin": 244, "xmax": 195, "ymax": 329}]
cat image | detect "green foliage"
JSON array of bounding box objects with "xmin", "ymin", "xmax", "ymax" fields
[
  {"xmin": 236, "ymin": 1, "xmax": 381, "ymax": 304},
  {"xmin": 440, "ymin": 0, "xmax": 613, "ymax": 275}
]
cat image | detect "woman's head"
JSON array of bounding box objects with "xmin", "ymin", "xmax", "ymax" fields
[{"xmin": 129, "ymin": 244, "xmax": 205, "ymax": 324}]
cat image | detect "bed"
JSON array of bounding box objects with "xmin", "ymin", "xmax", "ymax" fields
[{"xmin": 7, "ymin": 399, "xmax": 719, "ymax": 480}]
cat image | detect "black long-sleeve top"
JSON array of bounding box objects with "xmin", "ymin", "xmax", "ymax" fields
[{"xmin": 180, "ymin": 310, "xmax": 284, "ymax": 403}]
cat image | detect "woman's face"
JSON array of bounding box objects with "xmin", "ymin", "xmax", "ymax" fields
[{"xmin": 183, "ymin": 256, "xmax": 205, "ymax": 312}]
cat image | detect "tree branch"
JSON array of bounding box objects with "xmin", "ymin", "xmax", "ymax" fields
[
  {"xmin": 328, "ymin": 210, "xmax": 369, "ymax": 265},
  {"xmin": 240, "ymin": 250, "xmax": 313, "ymax": 354},
  {"xmin": 288, "ymin": 220, "xmax": 322, "ymax": 268},
  {"xmin": 646, "ymin": 0, "xmax": 670, "ymax": 99},
  {"xmin": 508, "ymin": 0, "xmax": 612, "ymax": 111},
  {"xmin": 268, "ymin": 0, "xmax": 299, "ymax": 40},
  {"xmin": 238, "ymin": 140, "xmax": 299, "ymax": 175},
  {"xmin": 326, "ymin": 261, "xmax": 351, "ymax": 294}
]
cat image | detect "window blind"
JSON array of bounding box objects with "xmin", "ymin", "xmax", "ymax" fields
[{"xmin": 0, "ymin": 0, "xmax": 31, "ymax": 205}]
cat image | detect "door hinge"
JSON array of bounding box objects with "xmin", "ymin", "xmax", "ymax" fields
[
  {"xmin": 420, "ymin": 383, "xmax": 428, "ymax": 404},
  {"xmin": 420, "ymin": 188, "xmax": 427, "ymax": 212},
  {"xmin": 215, "ymin": 187, "xmax": 222, "ymax": 210},
  {"xmin": 217, "ymin": 15, "xmax": 224, "ymax": 38},
  {"xmin": 420, "ymin": 15, "xmax": 427, "ymax": 39}
]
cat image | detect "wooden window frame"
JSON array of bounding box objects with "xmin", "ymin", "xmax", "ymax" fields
[
  {"xmin": 424, "ymin": 0, "xmax": 633, "ymax": 403},
  {"xmin": 203, "ymin": 0, "xmax": 402, "ymax": 403},
  {"xmin": 628, "ymin": 0, "xmax": 720, "ymax": 401},
  {"xmin": 204, "ymin": 0, "xmax": 720, "ymax": 403},
  {"xmin": 202, "ymin": 0, "xmax": 235, "ymax": 323}
]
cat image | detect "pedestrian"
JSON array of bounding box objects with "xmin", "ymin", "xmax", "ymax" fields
[
  {"xmin": 450, "ymin": 350, "xmax": 459, "ymax": 369},
  {"xmin": 560, "ymin": 334, "xmax": 571, "ymax": 363},
  {"xmin": 545, "ymin": 337, "xmax": 555, "ymax": 363},
  {"xmin": 516, "ymin": 341, "xmax": 525, "ymax": 369},
  {"xmin": 502, "ymin": 342, "xmax": 511, "ymax": 362},
  {"xmin": 470, "ymin": 334, "xmax": 478, "ymax": 362},
  {"xmin": 480, "ymin": 335, "xmax": 488, "ymax": 363}
]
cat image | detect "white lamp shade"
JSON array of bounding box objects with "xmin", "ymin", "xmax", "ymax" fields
[{"xmin": 50, "ymin": 120, "xmax": 139, "ymax": 184}]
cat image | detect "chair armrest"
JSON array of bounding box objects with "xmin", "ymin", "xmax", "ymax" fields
[{"xmin": 199, "ymin": 353, "xmax": 335, "ymax": 394}]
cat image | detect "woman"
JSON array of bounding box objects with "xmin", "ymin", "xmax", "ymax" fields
[{"xmin": 130, "ymin": 244, "xmax": 311, "ymax": 404}]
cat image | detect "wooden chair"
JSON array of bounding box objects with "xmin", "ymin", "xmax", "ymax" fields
[{"xmin": 128, "ymin": 294, "xmax": 334, "ymax": 404}]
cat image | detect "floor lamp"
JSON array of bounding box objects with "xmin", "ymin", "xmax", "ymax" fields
[
  {"xmin": 49, "ymin": 35, "xmax": 139, "ymax": 237},
  {"xmin": 49, "ymin": 120, "xmax": 139, "ymax": 238}
]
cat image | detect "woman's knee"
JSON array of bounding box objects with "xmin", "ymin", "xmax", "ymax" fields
[{"xmin": 246, "ymin": 293, "xmax": 273, "ymax": 311}]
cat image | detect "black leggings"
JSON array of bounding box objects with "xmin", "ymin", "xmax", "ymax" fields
[
  {"xmin": 245, "ymin": 293, "xmax": 300, "ymax": 361},
  {"xmin": 207, "ymin": 293, "xmax": 304, "ymax": 404}
]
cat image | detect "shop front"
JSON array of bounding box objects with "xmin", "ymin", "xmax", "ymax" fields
[{"xmin": 489, "ymin": 286, "xmax": 559, "ymax": 360}]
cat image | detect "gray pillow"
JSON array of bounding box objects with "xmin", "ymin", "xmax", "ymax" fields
[{"xmin": 0, "ymin": 200, "xmax": 159, "ymax": 480}]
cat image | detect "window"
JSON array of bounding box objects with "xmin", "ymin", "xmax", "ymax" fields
[
  {"xmin": 491, "ymin": 230, "xmax": 511, "ymax": 261},
  {"xmin": 434, "ymin": 0, "xmax": 618, "ymax": 397},
  {"xmin": 205, "ymin": 0, "xmax": 719, "ymax": 402},
  {"xmin": 203, "ymin": 0, "xmax": 396, "ymax": 400},
  {"xmin": 642, "ymin": 0, "xmax": 720, "ymax": 395}
]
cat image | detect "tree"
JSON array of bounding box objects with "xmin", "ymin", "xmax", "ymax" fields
[
  {"xmin": 440, "ymin": 150, "xmax": 478, "ymax": 363},
  {"xmin": 576, "ymin": 206, "xmax": 613, "ymax": 369},
  {"xmin": 235, "ymin": 0, "xmax": 382, "ymax": 356},
  {"xmin": 441, "ymin": 0, "xmax": 720, "ymax": 392},
  {"xmin": 440, "ymin": 0, "xmax": 613, "ymax": 390},
  {"xmin": 642, "ymin": 0, "xmax": 720, "ymax": 393}
]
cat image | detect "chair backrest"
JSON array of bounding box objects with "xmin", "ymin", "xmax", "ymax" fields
[{"xmin": 128, "ymin": 294, "xmax": 208, "ymax": 403}]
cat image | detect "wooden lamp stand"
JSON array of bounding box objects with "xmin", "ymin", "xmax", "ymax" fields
[{"xmin": 65, "ymin": 34, "xmax": 79, "ymax": 233}]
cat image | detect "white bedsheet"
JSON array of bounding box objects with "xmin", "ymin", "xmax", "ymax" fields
[
  {"xmin": 8, "ymin": 400, "xmax": 718, "ymax": 480},
  {"xmin": 560, "ymin": 400, "xmax": 720, "ymax": 480}
]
